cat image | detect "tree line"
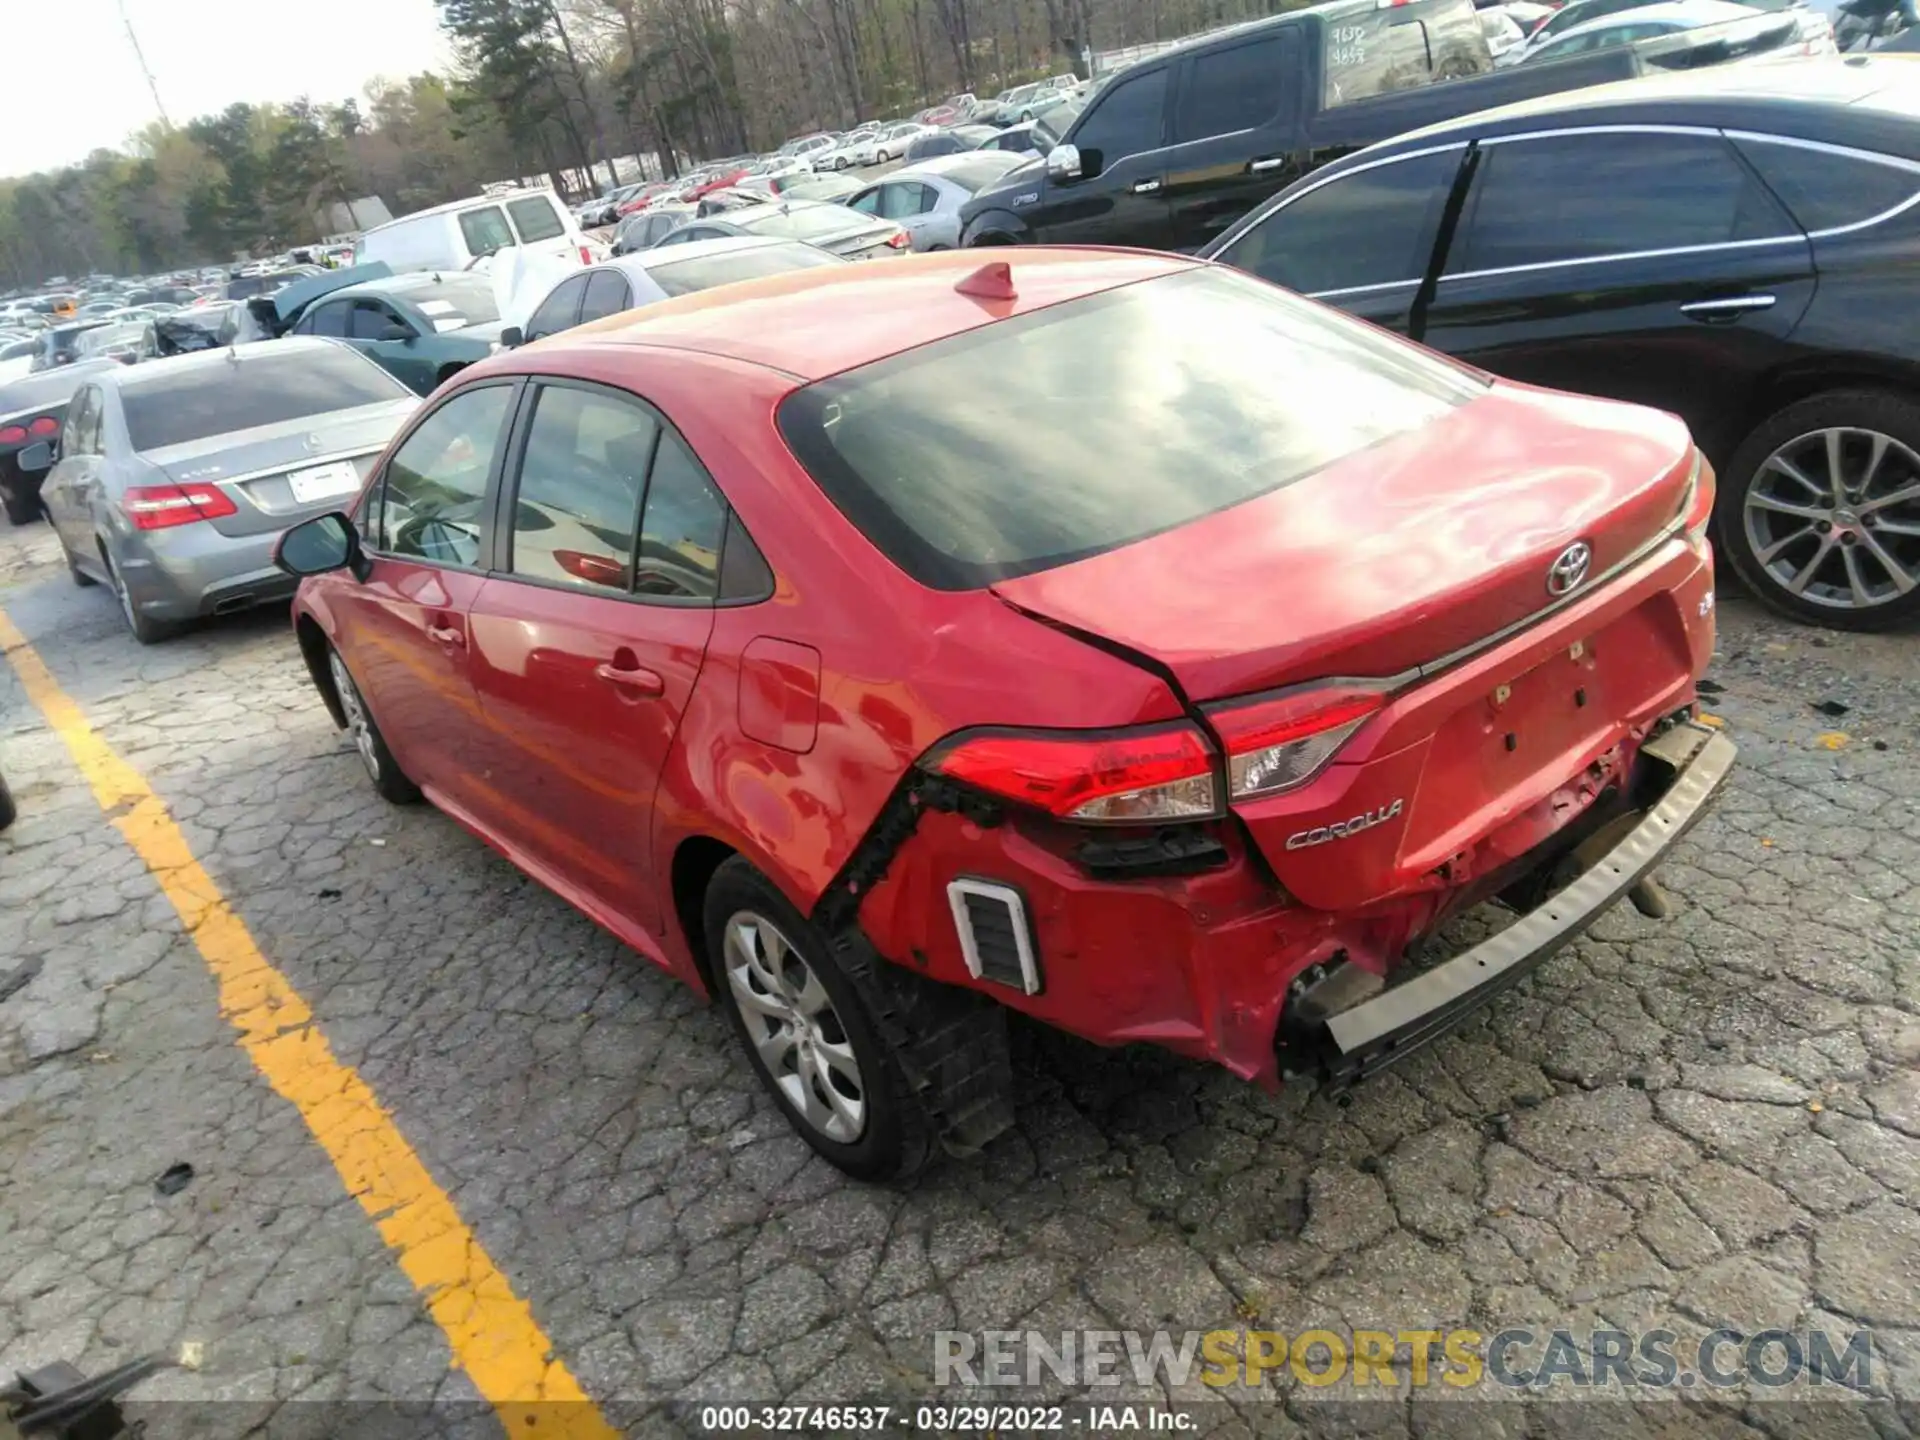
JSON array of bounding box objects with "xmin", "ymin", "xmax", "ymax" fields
[{"xmin": 0, "ymin": 0, "xmax": 1298, "ymax": 281}]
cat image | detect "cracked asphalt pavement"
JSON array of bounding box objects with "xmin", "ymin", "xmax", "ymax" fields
[{"xmin": 0, "ymin": 517, "xmax": 1917, "ymax": 1438}]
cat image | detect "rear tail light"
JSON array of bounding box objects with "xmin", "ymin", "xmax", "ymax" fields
[
  {"xmin": 121, "ymin": 482, "xmax": 239, "ymax": 531},
  {"xmin": 886, "ymin": 230, "xmax": 912, "ymax": 250},
  {"xmin": 0, "ymin": 425, "xmax": 24, "ymax": 445},
  {"xmin": 927, "ymin": 723, "xmax": 1220, "ymax": 824},
  {"xmin": 1207, "ymin": 684, "xmax": 1387, "ymax": 800},
  {"xmin": 578, "ymin": 245, "xmax": 593, "ymax": 264},
  {"xmin": 27, "ymin": 416, "xmax": 58, "ymax": 436}
]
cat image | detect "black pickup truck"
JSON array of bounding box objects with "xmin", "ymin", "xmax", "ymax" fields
[{"xmin": 958, "ymin": 0, "xmax": 1654, "ymax": 251}]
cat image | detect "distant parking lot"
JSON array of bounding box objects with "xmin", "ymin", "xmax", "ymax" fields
[{"xmin": 2, "ymin": 510, "xmax": 1918, "ymax": 1432}]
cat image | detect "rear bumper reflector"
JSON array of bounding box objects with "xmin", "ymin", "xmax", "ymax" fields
[
  {"xmin": 948, "ymin": 877, "xmax": 1042, "ymax": 995},
  {"xmin": 1316, "ymin": 719, "xmax": 1735, "ymax": 1086}
]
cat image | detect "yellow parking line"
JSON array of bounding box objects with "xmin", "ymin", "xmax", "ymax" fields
[{"xmin": 0, "ymin": 609, "xmax": 619, "ymax": 1439}]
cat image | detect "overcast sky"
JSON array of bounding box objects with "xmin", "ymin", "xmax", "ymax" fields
[{"xmin": 2, "ymin": 0, "xmax": 451, "ymax": 179}]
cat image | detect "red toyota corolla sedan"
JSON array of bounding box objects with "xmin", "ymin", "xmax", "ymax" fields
[{"xmin": 274, "ymin": 249, "xmax": 1735, "ymax": 1179}]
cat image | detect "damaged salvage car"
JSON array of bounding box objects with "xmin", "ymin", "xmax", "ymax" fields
[{"xmin": 272, "ymin": 250, "xmax": 1735, "ymax": 1179}]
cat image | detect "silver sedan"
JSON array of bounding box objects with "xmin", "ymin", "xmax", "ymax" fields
[
  {"xmin": 844, "ymin": 152, "xmax": 1031, "ymax": 250},
  {"xmin": 37, "ymin": 338, "xmax": 418, "ymax": 643}
]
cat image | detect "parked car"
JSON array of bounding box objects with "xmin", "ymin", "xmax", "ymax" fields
[
  {"xmin": 1519, "ymin": 0, "xmax": 1814, "ymax": 61},
  {"xmin": 278, "ymin": 267, "xmax": 508, "ymax": 395},
  {"xmin": 651, "ymin": 198, "xmax": 912, "ymax": 259},
  {"xmin": 977, "ymin": 121, "xmax": 1045, "ymax": 156},
  {"xmin": 73, "ymin": 320, "xmax": 158, "ymax": 367},
  {"xmin": 767, "ymin": 172, "xmax": 868, "ymax": 205},
  {"xmin": 1503, "ymin": 0, "xmax": 1671, "ymax": 54},
  {"xmin": 1483, "ymin": 5, "xmax": 1531, "ymax": 57},
  {"xmin": 223, "ymin": 269, "xmax": 309, "ymax": 302},
  {"xmin": 902, "ymin": 124, "xmax": 1000, "ymax": 161},
  {"xmin": 580, "ymin": 183, "xmax": 646, "ymax": 227},
  {"xmin": 984, "ymin": 81, "xmax": 1057, "ymax": 125},
  {"xmin": 31, "ymin": 321, "xmax": 111, "ymax": 373},
  {"xmin": 819, "ymin": 126, "xmax": 882, "ymax": 169},
  {"xmin": 778, "ymin": 133, "xmax": 839, "ymax": 162},
  {"xmin": 36, "ymin": 339, "xmax": 418, "ymax": 641},
  {"xmin": 847, "ymin": 153, "xmax": 1031, "ymax": 249},
  {"xmin": 1203, "ymin": 57, "xmax": 1920, "ymax": 629},
  {"xmin": 0, "ymin": 362, "xmax": 120, "ymax": 523},
  {"xmin": 272, "ymin": 248, "xmax": 1731, "ymax": 1178},
  {"xmin": 613, "ymin": 203, "xmax": 701, "ymax": 253},
  {"xmin": 958, "ymin": 0, "xmax": 1663, "ymax": 252},
  {"xmin": 850, "ymin": 122, "xmax": 934, "ymax": 165},
  {"xmin": 515, "ymin": 237, "xmax": 847, "ymax": 342},
  {"xmin": 353, "ymin": 189, "xmax": 599, "ymax": 273}
]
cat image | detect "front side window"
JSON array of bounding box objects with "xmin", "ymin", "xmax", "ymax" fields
[
  {"xmin": 1172, "ymin": 35, "xmax": 1290, "ymax": 145},
  {"xmin": 526, "ymin": 275, "xmax": 588, "ymax": 341},
  {"xmin": 1734, "ymin": 136, "xmax": 1920, "ymax": 232},
  {"xmin": 350, "ymin": 301, "xmax": 405, "ymax": 342},
  {"xmin": 457, "ymin": 206, "xmax": 515, "ymax": 257},
  {"xmin": 377, "ymin": 385, "xmax": 513, "ymax": 566},
  {"xmin": 778, "ymin": 266, "xmax": 1482, "ymax": 590},
  {"xmin": 62, "ymin": 387, "xmax": 98, "ymax": 456},
  {"xmin": 506, "ymin": 195, "xmax": 566, "ymax": 243},
  {"xmin": 1068, "ymin": 68, "xmax": 1169, "ymax": 172},
  {"xmin": 1220, "ymin": 148, "xmax": 1459, "ymax": 294},
  {"xmin": 848, "ymin": 188, "xmax": 882, "ymax": 215},
  {"xmin": 878, "ymin": 183, "xmax": 935, "ymax": 220},
  {"xmin": 510, "ymin": 385, "xmax": 657, "ymax": 593},
  {"xmin": 1447, "ymin": 131, "xmax": 1795, "ymax": 275}
]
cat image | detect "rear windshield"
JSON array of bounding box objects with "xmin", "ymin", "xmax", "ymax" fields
[
  {"xmin": 123, "ymin": 346, "xmax": 408, "ymax": 452},
  {"xmin": 1323, "ymin": 0, "xmax": 1491, "ymax": 108},
  {"xmin": 648, "ymin": 243, "xmax": 843, "ymax": 296},
  {"xmin": 740, "ymin": 206, "xmax": 865, "ymax": 240},
  {"xmin": 777, "ymin": 266, "xmax": 1483, "ymax": 589},
  {"xmin": 507, "ymin": 195, "xmax": 566, "ymax": 242}
]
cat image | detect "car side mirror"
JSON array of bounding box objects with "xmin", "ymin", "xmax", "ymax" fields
[
  {"xmin": 15, "ymin": 441, "xmax": 52, "ymax": 472},
  {"xmin": 274, "ymin": 512, "xmax": 367, "ymax": 581},
  {"xmin": 1046, "ymin": 143, "xmax": 1083, "ymax": 181},
  {"xmin": 500, "ymin": 325, "xmax": 525, "ymax": 349}
]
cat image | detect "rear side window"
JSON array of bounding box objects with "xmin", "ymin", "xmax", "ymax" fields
[
  {"xmin": 507, "ymin": 196, "xmax": 567, "ymax": 243},
  {"xmin": 648, "ymin": 244, "xmax": 843, "ymax": 297},
  {"xmin": 122, "ymin": 347, "xmax": 409, "ymax": 452},
  {"xmin": 1446, "ymin": 132, "xmax": 1794, "ymax": 274},
  {"xmin": 579, "ymin": 270, "xmax": 632, "ymax": 325},
  {"xmin": 1070, "ymin": 68, "xmax": 1169, "ymax": 169},
  {"xmin": 1220, "ymin": 148, "xmax": 1460, "ymax": 294},
  {"xmin": 458, "ymin": 206, "xmax": 515, "ymax": 257},
  {"xmin": 777, "ymin": 266, "xmax": 1482, "ymax": 590},
  {"xmin": 1172, "ymin": 34, "xmax": 1291, "ymax": 144},
  {"xmin": 1324, "ymin": 0, "xmax": 1492, "ymax": 108},
  {"xmin": 1734, "ymin": 136, "xmax": 1920, "ymax": 233},
  {"xmin": 635, "ymin": 433, "xmax": 727, "ymax": 599},
  {"xmin": 510, "ymin": 385, "xmax": 657, "ymax": 593},
  {"xmin": 378, "ymin": 385, "xmax": 514, "ymax": 565}
]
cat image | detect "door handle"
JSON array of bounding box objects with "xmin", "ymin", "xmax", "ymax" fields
[
  {"xmin": 1679, "ymin": 294, "xmax": 1777, "ymax": 319},
  {"xmin": 594, "ymin": 661, "xmax": 664, "ymax": 696},
  {"xmin": 1249, "ymin": 157, "xmax": 1285, "ymax": 174},
  {"xmin": 1130, "ymin": 178, "xmax": 1163, "ymax": 195},
  {"xmin": 426, "ymin": 624, "xmax": 465, "ymax": 647}
]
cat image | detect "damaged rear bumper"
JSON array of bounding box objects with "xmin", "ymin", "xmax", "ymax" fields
[{"xmin": 1312, "ymin": 720, "xmax": 1736, "ymax": 1088}]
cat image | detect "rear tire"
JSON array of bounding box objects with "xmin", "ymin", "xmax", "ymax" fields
[
  {"xmin": 105, "ymin": 551, "xmax": 176, "ymax": 645},
  {"xmin": 0, "ymin": 772, "xmax": 14, "ymax": 833},
  {"xmin": 704, "ymin": 858, "xmax": 933, "ymax": 1181},
  {"xmin": 1717, "ymin": 389, "xmax": 1920, "ymax": 632},
  {"xmin": 1, "ymin": 487, "xmax": 38, "ymax": 526},
  {"xmin": 327, "ymin": 645, "xmax": 421, "ymax": 804}
]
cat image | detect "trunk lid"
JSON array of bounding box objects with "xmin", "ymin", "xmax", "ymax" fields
[
  {"xmin": 990, "ymin": 383, "xmax": 1701, "ymax": 908},
  {"xmin": 989, "ymin": 383, "xmax": 1694, "ymax": 702},
  {"xmin": 141, "ymin": 398, "xmax": 418, "ymax": 537}
]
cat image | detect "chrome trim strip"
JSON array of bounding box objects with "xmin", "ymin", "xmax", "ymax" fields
[
  {"xmin": 204, "ymin": 447, "xmax": 383, "ymax": 490},
  {"xmin": 947, "ymin": 879, "xmax": 1041, "ymax": 996},
  {"xmin": 1723, "ymin": 130, "xmax": 1920, "ymax": 238},
  {"xmin": 1478, "ymin": 123, "xmax": 1723, "ymax": 144},
  {"xmin": 1438, "ymin": 233, "xmax": 1802, "ymax": 285},
  {"xmin": 1309, "ymin": 278, "xmax": 1422, "ymax": 299}
]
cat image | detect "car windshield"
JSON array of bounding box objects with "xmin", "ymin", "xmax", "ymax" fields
[
  {"xmin": 647, "ymin": 243, "xmax": 844, "ymax": 296},
  {"xmin": 392, "ymin": 278, "xmax": 500, "ymax": 329},
  {"xmin": 777, "ymin": 266, "xmax": 1485, "ymax": 589},
  {"xmin": 739, "ymin": 205, "xmax": 866, "ymax": 240},
  {"xmin": 122, "ymin": 346, "xmax": 409, "ymax": 452}
]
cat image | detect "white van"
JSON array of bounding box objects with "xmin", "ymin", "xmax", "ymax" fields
[{"xmin": 352, "ymin": 190, "xmax": 603, "ymax": 274}]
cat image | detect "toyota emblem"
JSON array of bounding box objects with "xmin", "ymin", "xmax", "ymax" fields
[{"xmin": 1546, "ymin": 541, "xmax": 1592, "ymax": 597}]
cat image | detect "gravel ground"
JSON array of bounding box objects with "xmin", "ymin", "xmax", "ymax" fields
[{"xmin": 0, "ymin": 516, "xmax": 1915, "ymax": 1439}]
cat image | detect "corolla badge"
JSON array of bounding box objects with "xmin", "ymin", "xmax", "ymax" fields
[
  {"xmin": 1285, "ymin": 798, "xmax": 1404, "ymax": 851},
  {"xmin": 1010, "ymin": 191, "xmax": 1040, "ymax": 207},
  {"xmin": 1546, "ymin": 541, "xmax": 1593, "ymax": 597}
]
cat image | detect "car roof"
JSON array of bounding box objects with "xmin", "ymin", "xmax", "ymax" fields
[
  {"xmin": 1544, "ymin": 0, "xmax": 1759, "ymax": 38},
  {"xmin": 1348, "ymin": 54, "xmax": 1920, "ymax": 157},
  {"xmin": 471, "ymin": 247, "xmax": 1194, "ymax": 383}
]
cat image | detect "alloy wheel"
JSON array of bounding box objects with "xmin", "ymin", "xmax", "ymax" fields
[
  {"xmin": 723, "ymin": 909, "xmax": 866, "ymax": 1143},
  {"xmin": 1743, "ymin": 426, "xmax": 1920, "ymax": 611},
  {"xmin": 329, "ymin": 652, "xmax": 382, "ymax": 782}
]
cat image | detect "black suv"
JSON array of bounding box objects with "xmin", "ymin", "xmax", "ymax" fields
[{"xmin": 1203, "ymin": 58, "xmax": 1920, "ymax": 631}]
